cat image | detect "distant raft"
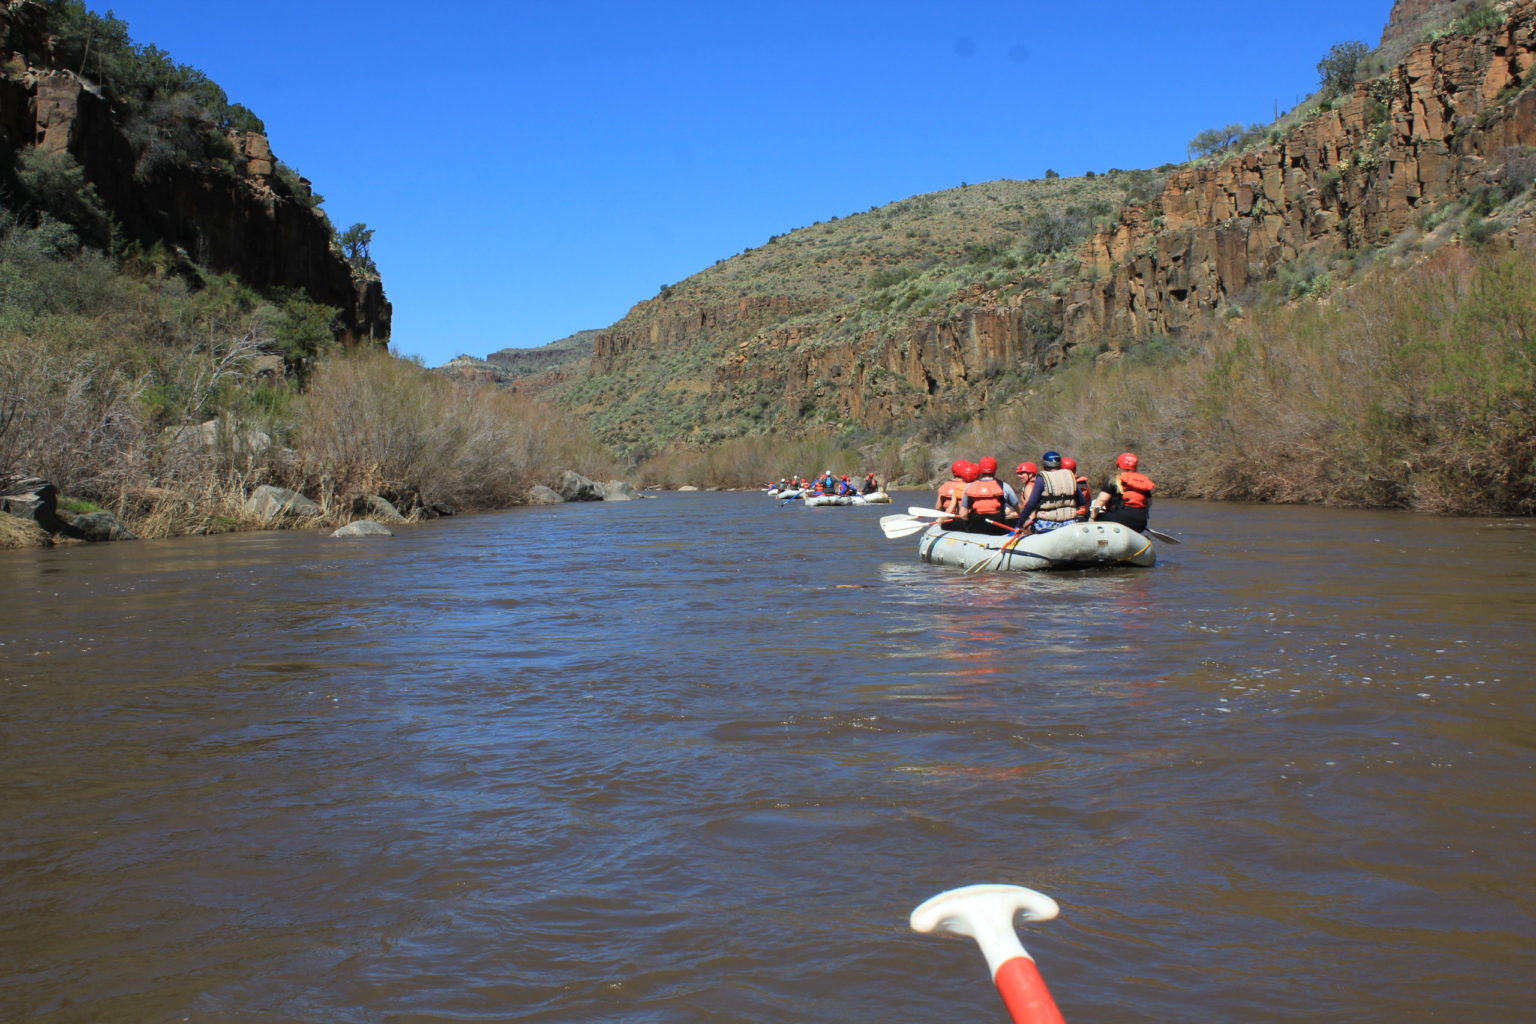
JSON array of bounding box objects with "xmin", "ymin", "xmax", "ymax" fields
[
  {"xmin": 917, "ymin": 521, "xmax": 1156, "ymax": 571},
  {"xmin": 860, "ymin": 490, "xmax": 892, "ymax": 503},
  {"xmin": 802, "ymin": 494, "xmax": 869, "ymax": 507}
]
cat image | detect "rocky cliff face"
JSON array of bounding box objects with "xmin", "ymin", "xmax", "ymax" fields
[
  {"xmin": 553, "ymin": 0, "xmax": 1536, "ymax": 448},
  {"xmin": 1066, "ymin": 2, "xmax": 1536, "ymax": 348},
  {"xmin": 0, "ymin": 2, "xmax": 389, "ymax": 345}
]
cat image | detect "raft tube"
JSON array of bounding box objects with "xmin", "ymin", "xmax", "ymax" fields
[{"xmin": 918, "ymin": 521, "xmax": 1156, "ymax": 571}]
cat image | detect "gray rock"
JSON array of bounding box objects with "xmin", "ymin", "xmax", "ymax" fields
[
  {"xmin": 246, "ymin": 485, "xmax": 320, "ymax": 522},
  {"xmin": 527, "ymin": 485, "xmax": 564, "ymax": 505},
  {"xmin": 0, "ymin": 476, "xmax": 84, "ymax": 538},
  {"xmin": 164, "ymin": 417, "xmax": 271, "ymax": 455},
  {"xmin": 331, "ymin": 520, "xmax": 393, "ymax": 538},
  {"xmin": 354, "ymin": 494, "xmax": 406, "ymax": 523},
  {"xmin": 557, "ymin": 469, "xmax": 603, "ymax": 502},
  {"xmin": 677, "ymin": 485, "xmax": 700, "ymax": 492},
  {"xmin": 599, "ymin": 480, "xmax": 643, "ymax": 500},
  {"xmin": 67, "ymin": 511, "xmax": 137, "ymax": 541}
]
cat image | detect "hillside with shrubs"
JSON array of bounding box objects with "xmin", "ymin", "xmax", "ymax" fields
[
  {"xmin": 499, "ymin": 0, "xmax": 1535, "ymax": 515},
  {"xmin": 0, "ymin": 0, "xmax": 610, "ymax": 548}
]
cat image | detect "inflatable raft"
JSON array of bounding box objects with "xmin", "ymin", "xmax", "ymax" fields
[
  {"xmin": 860, "ymin": 490, "xmax": 891, "ymax": 503},
  {"xmin": 918, "ymin": 521, "xmax": 1156, "ymax": 571},
  {"xmin": 803, "ymin": 494, "xmax": 868, "ymax": 507}
]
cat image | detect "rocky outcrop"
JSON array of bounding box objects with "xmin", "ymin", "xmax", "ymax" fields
[
  {"xmin": 331, "ymin": 520, "xmax": 393, "ymax": 538},
  {"xmin": 0, "ymin": 3, "xmax": 389, "ymax": 346},
  {"xmin": 1064, "ymin": 4, "xmax": 1536, "ymax": 347},
  {"xmin": 521, "ymin": 0, "xmax": 1536, "ymax": 447},
  {"xmin": 0, "ymin": 475, "xmax": 133, "ymax": 541},
  {"xmin": 591, "ymin": 295, "xmax": 810, "ymax": 374},
  {"xmin": 245, "ymin": 485, "xmax": 320, "ymax": 522}
]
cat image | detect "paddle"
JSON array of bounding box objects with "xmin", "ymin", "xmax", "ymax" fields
[
  {"xmin": 880, "ymin": 514, "xmax": 937, "ymax": 539},
  {"xmin": 966, "ymin": 529, "xmax": 1025, "ymax": 575},
  {"xmin": 1146, "ymin": 527, "xmax": 1181, "ymax": 545},
  {"xmin": 911, "ymin": 884, "xmax": 1068, "ymax": 1024}
]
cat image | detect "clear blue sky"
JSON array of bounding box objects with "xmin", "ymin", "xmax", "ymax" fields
[{"xmin": 98, "ymin": 0, "xmax": 1392, "ymax": 367}]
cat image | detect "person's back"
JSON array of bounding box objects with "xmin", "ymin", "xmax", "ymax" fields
[
  {"xmin": 1029, "ymin": 451, "xmax": 1079, "ymax": 533},
  {"xmin": 937, "ymin": 460, "xmax": 970, "ymax": 518},
  {"xmin": 1091, "ymin": 452, "xmax": 1156, "ymax": 532},
  {"xmin": 962, "ymin": 456, "xmax": 1013, "ymax": 533}
]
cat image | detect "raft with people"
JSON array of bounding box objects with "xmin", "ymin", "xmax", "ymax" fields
[{"xmin": 884, "ymin": 449, "xmax": 1173, "ymax": 572}]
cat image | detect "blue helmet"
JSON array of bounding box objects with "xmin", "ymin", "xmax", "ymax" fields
[{"xmin": 1042, "ymin": 450, "xmax": 1062, "ymax": 469}]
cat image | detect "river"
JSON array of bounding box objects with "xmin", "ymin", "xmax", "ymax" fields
[{"xmin": 1, "ymin": 492, "xmax": 1532, "ymax": 1023}]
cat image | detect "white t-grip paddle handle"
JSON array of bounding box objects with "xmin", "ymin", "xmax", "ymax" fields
[{"xmin": 910, "ymin": 884, "xmax": 1067, "ymax": 1024}]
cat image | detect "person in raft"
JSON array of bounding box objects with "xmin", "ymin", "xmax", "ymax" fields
[
  {"xmin": 936, "ymin": 460, "xmax": 970, "ymax": 522},
  {"xmin": 960, "ymin": 456, "xmax": 1019, "ymax": 533},
  {"xmin": 1090, "ymin": 451, "xmax": 1156, "ymax": 533},
  {"xmin": 1017, "ymin": 450, "xmax": 1085, "ymax": 534},
  {"xmin": 1060, "ymin": 456, "xmax": 1092, "ymax": 518},
  {"xmin": 861, "ymin": 472, "xmax": 880, "ymax": 494}
]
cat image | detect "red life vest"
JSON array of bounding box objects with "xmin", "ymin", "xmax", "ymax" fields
[
  {"xmin": 1117, "ymin": 471, "xmax": 1155, "ymax": 509},
  {"xmin": 964, "ymin": 477, "xmax": 1005, "ymax": 518}
]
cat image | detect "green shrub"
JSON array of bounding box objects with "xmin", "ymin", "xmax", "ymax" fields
[{"xmin": 1317, "ymin": 41, "xmax": 1369, "ymax": 97}]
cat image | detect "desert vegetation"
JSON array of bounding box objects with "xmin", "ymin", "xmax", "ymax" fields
[
  {"xmin": 0, "ymin": 211, "xmax": 611, "ymax": 546},
  {"xmin": 948, "ymin": 245, "xmax": 1536, "ymax": 516}
]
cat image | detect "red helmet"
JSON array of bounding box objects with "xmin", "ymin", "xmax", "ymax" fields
[
  {"xmin": 1016, "ymin": 461, "xmax": 1038, "ymax": 476},
  {"xmin": 959, "ymin": 462, "xmax": 982, "ymax": 483},
  {"xmin": 977, "ymin": 456, "xmax": 998, "ymax": 475},
  {"xmin": 1117, "ymin": 452, "xmax": 1139, "ymax": 470},
  {"xmin": 1061, "ymin": 456, "xmax": 1077, "ymax": 472},
  {"xmin": 950, "ymin": 459, "xmax": 970, "ymax": 477}
]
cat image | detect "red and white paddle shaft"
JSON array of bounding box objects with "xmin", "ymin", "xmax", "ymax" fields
[{"xmin": 910, "ymin": 884, "xmax": 1067, "ymax": 1024}]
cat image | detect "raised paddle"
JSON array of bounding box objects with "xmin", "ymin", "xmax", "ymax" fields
[{"xmin": 910, "ymin": 884, "xmax": 1068, "ymax": 1024}]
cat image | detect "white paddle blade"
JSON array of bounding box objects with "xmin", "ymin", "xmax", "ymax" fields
[
  {"xmin": 906, "ymin": 506, "xmax": 953, "ymax": 519},
  {"xmin": 879, "ymin": 515, "xmax": 930, "ymax": 539},
  {"xmin": 1146, "ymin": 528, "xmax": 1182, "ymax": 544}
]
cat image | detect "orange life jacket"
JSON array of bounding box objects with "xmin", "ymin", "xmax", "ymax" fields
[
  {"xmin": 1117, "ymin": 471, "xmax": 1155, "ymax": 509},
  {"xmin": 964, "ymin": 477, "xmax": 1005, "ymax": 518},
  {"xmin": 937, "ymin": 479, "xmax": 965, "ymax": 508}
]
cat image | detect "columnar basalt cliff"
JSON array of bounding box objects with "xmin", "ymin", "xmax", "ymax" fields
[
  {"xmin": 0, "ymin": 2, "xmax": 389, "ymax": 345},
  {"xmin": 1065, "ymin": 4, "xmax": 1536, "ymax": 347},
  {"xmin": 532, "ymin": 0, "xmax": 1535, "ymax": 452}
]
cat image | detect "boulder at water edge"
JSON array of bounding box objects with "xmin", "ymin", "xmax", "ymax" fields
[
  {"xmin": 599, "ymin": 480, "xmax": 644, "ymax": 500},
  {"xmin": 527, "ymin": 485, "xmax": 564, "ymax": 504},
  {"xmin": 68, "ymin": 511, "xmax": 137, "ymax": 541},
  {"xmin": 353, "ymin": 494, "xmax": 406, "ymax": 523},
  {"xmin": 245, "ymin": 485, "xmax": 321, "ymax": 522},
  {"xmin": 556, "ymin": 470, "xmax": 604, "ymax": 502},
  {"xmin": 0, "ymin": 477, "xmax": 84, "ymax": 539},
  {"xmin": 331, "ymin": 520, "xmax": 393, "ymax": 538}
]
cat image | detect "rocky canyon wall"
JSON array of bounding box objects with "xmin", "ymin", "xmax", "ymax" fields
[{"xmin": 0, "ymin": 2, "xmax": 389, "ymax": 345}]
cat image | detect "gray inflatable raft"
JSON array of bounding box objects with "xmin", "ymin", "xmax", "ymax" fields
[{"xmin": 918, "ymin": 521, "xmax": 1156, "ymax": 571}]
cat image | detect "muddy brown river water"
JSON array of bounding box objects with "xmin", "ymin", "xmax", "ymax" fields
[{"xmin": 1, "ymin": 492, "xmax": 1532, "ymax": 1023}]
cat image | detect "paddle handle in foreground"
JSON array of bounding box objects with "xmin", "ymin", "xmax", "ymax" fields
[{"xmin": 910, "ymin": 884, "xmax": 1067, "ymax": 1024}]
